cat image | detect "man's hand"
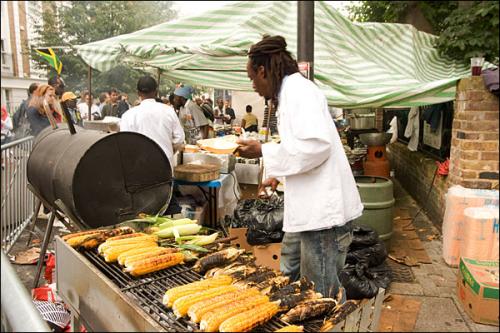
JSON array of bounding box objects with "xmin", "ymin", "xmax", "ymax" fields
[
  {"xmin": 258, "ymin": 178, "xmax": 279, "ymax": 198},
  {"xmin": 236, "ymin": 139, "xmax": 262, "ymax": 158}
]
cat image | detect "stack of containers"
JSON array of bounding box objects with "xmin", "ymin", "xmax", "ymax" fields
[{"xmin": 442, "ymin": 185, "xmax": 499, "ymax": 266}]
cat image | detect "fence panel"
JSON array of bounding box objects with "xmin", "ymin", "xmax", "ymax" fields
[{"xmin": 1, "ymin": 136, "xmax": 34, "ymax": 253}]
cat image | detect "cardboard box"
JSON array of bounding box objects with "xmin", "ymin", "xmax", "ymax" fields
[
  {"xmin": 229, "ymin": 227, "xmax": 253, "ymax": 252},
  {"xmin": 239, "ymin": 184, "xmax": 259, "ymax": 200},
  {"xmin": 253, "ymin": 243, "xmax": 281, "ymax": 271},
  {"xmin": 457, "ymin": 257, "xmax": 499, "ymax": 326}
]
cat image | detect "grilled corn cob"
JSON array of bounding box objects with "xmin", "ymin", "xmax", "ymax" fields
[
  {"xmin": 117, "ymin": 246, "xmax": 161, "ymax": 265},
  {"xmin": 62, "ymin": 230, "xmax": 105, "ymax": 241},
  {"xmin": 162, "ymin": 275, "xmax": 233, "ymax": 307},
  {"xmin": 192, "ymin": 248, "xmax": 244, "ymax": 273},
  {"xmin": 103, "ymin": 241, "xmax": 158, "ymax": 262},
  {"xmin": 199, "ymin": 294, "xmax": 270, "ymax": 332},
  {"xmin": 106, "ymin": 232, "xmax": 147, "ymax": 242},
  {"xmin": 119, "ymin": 247, "xmax": 177, "ymax": 266},
  {"xmin": 188, "ymin": 287, "xmax": 260, "ymax": 323},
  {"xmin": 280, "ymin": 298, "xmax": 337, "ymax": 323},
  {"xmin": 66, "ymin": 233, "xmax": 102, "ymax": 248},
  {"xmin": 275, "ymin": 325, "xmax": 304, "ymax": 332},
  {"xmin": 172, "ymin": 285, "xmax": 238, "ymax": 318},
  {"xmin": 98, "ymin": 235, "xmax": 158, "ymax": 254},
  {"xmin": 124, "ymin": 252, "xmax": 184, "ymax": 276},
  {"xmin": 218, "ymin": 301, "xmax": 280, "ymax": 332},
  {"xmin": 320, "ymin": 300, "xmax": 359, "ymax": 331}
]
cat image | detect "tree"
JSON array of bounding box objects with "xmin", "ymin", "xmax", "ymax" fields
[
  {"xmin": 348, "ymin": 1, "xmax": 499, "ymax": 65},
  {"xmin": 32, "ymin": 1, "xmax": 177, "ymax": 95}
]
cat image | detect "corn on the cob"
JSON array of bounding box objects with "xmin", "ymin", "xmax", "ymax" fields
[
  {"xmin": 98, "ymin": 235, "xmax": 158, "ymax": 254},
  {"xmin": 66, "ymin": 233, "xmax": 102, "ymax": 247},
  {"xmin": 199, "ymin": 294, "xmax": 270, "ymax": 332},
  {"xmin": 116, "ymin": 246, "xmax": 161, "ymax": 265},
  {"xmin": 122, "ymin": 247, "xmax": 178, "ymax": 267},
  {"xmin": 188, "ymin": 287, "xmax": 260, "ymax": 323},
  {"xmin": 172, "ymin": 285, "xmax": 238, "ymax": 318},
  {"xmin": 62, "ymin": 230, "xmax": 105, "ymax": 241},
  {"xmin": 106, "ymin": 232, "xmax": 147, "ymax": 242},
  {"xmin": 124, "ymin": 252, "xmax": 184, "ymax": 276},
  {"xmin": 162, "ymin": 275, "xmax": 233, "ymax": 307},
  {"xmin": 218, "ymin": 301, "xmax": 279, "ymax": 332},
  {"xmin": 275, "ymin": 325, "xmax": 304, "ymax": 332},
  {"xmin": 103, "ymin": 241, "xmax": 158, "ymax": 262}
]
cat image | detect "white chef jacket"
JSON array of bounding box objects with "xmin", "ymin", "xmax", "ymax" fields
[
  {"xmin": 77, "ymin": 102, "xmax": 100, "ymax": 120},
  {"xmin": 261, "ymin": 73, "xmax": 364, "ymax": 233},
  {"xmin": 120, "ymin": 99, "xmax": 185, "ymax": 169}
]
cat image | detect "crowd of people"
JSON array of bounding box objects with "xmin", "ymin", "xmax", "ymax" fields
[{"xmin": 1, "ymin": 75, "xmax": 260, "ymax": 145}]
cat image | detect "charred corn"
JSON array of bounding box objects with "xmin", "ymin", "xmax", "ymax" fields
[
  {"xmin": 280, "ymin": 298, "xmax": 337, "ymax": 323},
  {"xmin": 172, "ymin": 285, "xmax": 238, "ymax": 318},
  {"xmin": 62, "ymin": 230, "xmax": 104, "ymax": 241},
  {"xmin": 117, "ymin": 246, "xmax": 161, "ymax": 265},
  {"xmin": 123, "ymin": 247, "xmax": 178, "ymax": 267},
  {"xmin": 106, "ymin": 232, "xmax": 146, "ymax": 242},
  {"xmin": 103, "ymin": 241, "xmax": 158, "ymax": 262},
  {"xmin": 218, "ymin": 301, "xmax": 279, "ymax": 332},
  {"xmin": 124, "ymin": 252, "xmax": 184, "ymax": 276},
  {"xmin": 66, "ymin": 233, "xmax": 102, "ymax": 248},
  {"xmin": 192, "ymin": 248, "xmax": 244, "ymax": 274},
  {"xmin": 188, "ymin": 287, "xmax": 260, "ymax": 323},
  {"xmin": 162, "ymin": 275, "xmax": 233, "ymax": 307},
  {"xmin": 98, "ymin": 235, "xmax": 158, "ymax": 254},
  {"xmin": 275, "ymin": 325, "xmax": 304, "ymax": 332},
  {"xmin": 199, "ymin": 294, "xmax": 270, "ymax": 332}
]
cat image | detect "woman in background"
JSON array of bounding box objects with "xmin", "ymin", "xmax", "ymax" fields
[{"xmin": 26, "ymin": 84, "xmax": 62, "ymax": 136}]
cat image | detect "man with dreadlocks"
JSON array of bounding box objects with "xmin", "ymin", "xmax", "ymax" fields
[{"xmin": 237, "ymin": 35, "xmax": 363, "ymax": 299}]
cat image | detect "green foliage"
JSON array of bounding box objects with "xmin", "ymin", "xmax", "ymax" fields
[
  {"xmin": 32, "ymin": 1, "xmax": 177, "ymax": 96},
  {"xmin": 348, "ymin": 1, "xmax": 499, "ymax": 66}
]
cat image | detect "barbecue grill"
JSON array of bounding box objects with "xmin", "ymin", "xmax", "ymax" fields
[{"xmin": 27, "ymin": 125, "xmax": 173, "ymax": 228}]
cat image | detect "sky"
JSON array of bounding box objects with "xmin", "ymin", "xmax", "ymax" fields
[{"xmin": 172, "ymin": 1, "xmax": 354, "ymax": 18}]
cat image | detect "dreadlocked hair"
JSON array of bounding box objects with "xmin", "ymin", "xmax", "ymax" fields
[{"xmin": 248, "ymin": 35, "xmax": 298, "ymax": 108}]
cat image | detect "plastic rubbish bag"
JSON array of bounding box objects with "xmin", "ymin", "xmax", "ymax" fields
[
  {"xmin": 350, "ymin": 224, "xmax": 379, "ymax": 249},
  {"xmin": 340, "ymin": 262, "xmax": 392, "ymax": 300},
  {"xmin": 233, "ymin": 196, "xmax": 284, "ymax": 245},
  {"xmin": 346, "ymin": 241, "xmax": 387, "ymax": 267}
]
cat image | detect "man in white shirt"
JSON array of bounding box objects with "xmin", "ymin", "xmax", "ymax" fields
[
  {"xmin": 237, "ymin": 35, "xmax": 364, "ymax": 298},
  {"xmin": 77, "ymin": 91, "xmax": 100, "ymax": 120},
  {"xmin": 120, "ymin": 76, "xmax": 185, "ymax": 170},
  {"xmin": 173, "ymin": 85, "xmax": 209, "ymax": 142}
]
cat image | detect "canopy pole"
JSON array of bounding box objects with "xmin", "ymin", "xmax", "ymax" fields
[
  {"xmin": 298, "ymin": 1, "xmax": 314, "ymax": 81},
  {"xmin": 87, "ymin": 65, "xmax": 92, "ymax": 121},
  {"xmin": 157, "ymin": 68, "xmax": 161, "ymax": 98}
]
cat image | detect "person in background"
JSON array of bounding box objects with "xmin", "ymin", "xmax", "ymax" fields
[
  {"xmin": 117, "ymin": 93, "xmax": 131, "ymax": 118},
  {"xmin": 236, "ymin": 35, "xmax": 363, "ymax": 299},
  {"xmin": 223, "ymin": 100, "xmax": 236, "ymax": 125},
  {"xmin": 101, "ymin": 88, "xmax": 120, "ymax": 118},
  {"xmin": 77, "ymin": 91, "xmax": 99, "ymax": 121},
  {"xmin": 26, "ymin": 84, "xmax": 62, "ymax": 136},
  {"xmin": 48, "ymin": 75, "xmax": 65, "ymax": 121},
  {"xmin": 120, "ymin": 76, "xmax": 185, "ymax": 170},
  {"xmin": 241, "ymin": 104, "xmax": 258, "ymax": 132},
  {"xmin": 213, "ymin": 98, "xmax": 225, "ymax": 125},
  {"xmin": 1, "ymin": 105, "xmax": 14, "ymax": 145},
  {"xmin": 13, "ymin": 82, "xmax": 39, "ymax": 138},
  {"xmin": 173, "ymin": 86, "xmax": 209, "ymax": 141},
  {"xmin": 97, "ymin": 92, "xmax": 109, "ymax": 118},
  {"xmin": 61, "ymin": 92, "xmax": 82, "ymax": 126}
]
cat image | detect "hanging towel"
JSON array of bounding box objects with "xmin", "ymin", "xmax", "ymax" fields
[{"xmin": 404, "ymin": 106, "xmax": 419, "ymax": 151}]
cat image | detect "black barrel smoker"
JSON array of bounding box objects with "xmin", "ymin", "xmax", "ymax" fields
[{"xmin": 27, "ymin": 125, "xmax": 173, "ymax": 228}]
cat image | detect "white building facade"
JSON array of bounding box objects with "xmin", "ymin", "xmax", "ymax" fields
[{"xmin": 1, "ymin": 1, "xmax": 46, "ymax": 115}]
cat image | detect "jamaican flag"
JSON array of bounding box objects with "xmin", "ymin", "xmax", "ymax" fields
[{"xmin": 35, "ymin": 48, "xmax": 62, "ymax": 74}]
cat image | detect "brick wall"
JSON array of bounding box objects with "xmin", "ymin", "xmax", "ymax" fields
[
  {"xmin": 449, "ymin": 77, "xmax": 499, "ymax": 189},
  {"xmin": 388, "ymin": 142, "xmax": 449, "ymax": 228}
]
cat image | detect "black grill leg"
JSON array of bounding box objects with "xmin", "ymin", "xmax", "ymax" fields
[{"xmin": 33, "ymin": 211, "xmax": 55, "ymax": 289}]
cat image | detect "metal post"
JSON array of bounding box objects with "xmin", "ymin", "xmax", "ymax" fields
[
  {"xmin": 157, "ymin": 68, "xmax": 161, "ymax": 98},
  {"xmin": 88, "ymin": 65, "xmax": 92, "ymax": 121},
  {"xmin": 297, "ymin": 1, "xmax": 314, "ymax": 81}
]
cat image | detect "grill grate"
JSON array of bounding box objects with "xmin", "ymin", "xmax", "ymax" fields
[{"xmin": 82, "ymin": 250, "xmax": 296, "ymax": 332}]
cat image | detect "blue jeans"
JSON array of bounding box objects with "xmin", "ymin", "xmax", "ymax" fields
[{"xmin": 280, "ymin": 222, "xmax": 353, "ymax": 298}]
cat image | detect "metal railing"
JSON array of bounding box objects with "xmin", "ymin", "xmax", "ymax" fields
[
  {"xmin": 1, "ymin": 251, "xmax": 50, "ymax": 332},
  {"xmin": 1, "ymin": 136, "xmax": 35, "ymax": 253}
]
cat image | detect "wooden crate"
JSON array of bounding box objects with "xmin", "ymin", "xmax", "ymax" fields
[{"xmin": 325, "ymin": 288, "xmax": 385, "ymax": 332}]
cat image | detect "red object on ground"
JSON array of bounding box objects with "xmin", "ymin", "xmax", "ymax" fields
[
  {"xmin": 32, "ymin": 286, "xmax": 57, "ymax": 302},
  {"xmin": 44, "ymin": 253, "xmax": 56, "ymax": 284},
  {"xmin": 436, "ymin": 159, "xmax": 449, "ymax": 176}
]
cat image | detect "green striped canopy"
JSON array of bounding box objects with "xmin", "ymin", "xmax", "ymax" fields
[{"xmin": 75, "ymin": 1, "xmax": 473, "ymax": 108}]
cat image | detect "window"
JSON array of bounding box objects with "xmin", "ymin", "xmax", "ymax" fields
[{"xmin": 1, "ymin": 39, "xmax": 6, "ymax": 66}]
